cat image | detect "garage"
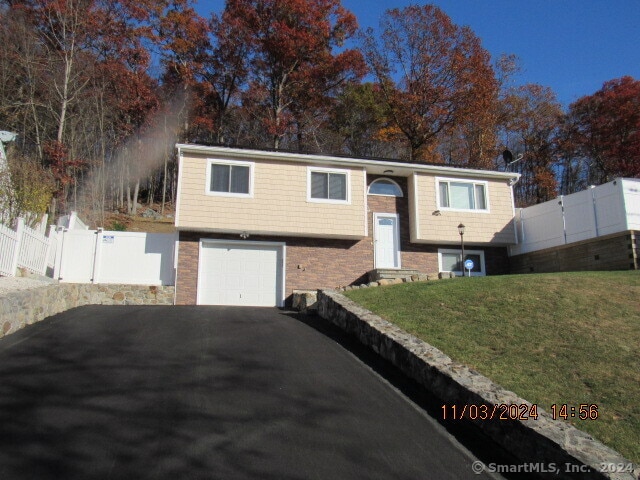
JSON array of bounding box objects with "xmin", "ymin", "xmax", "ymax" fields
[{"xmin": 197, "ymin": 240, "xmax": 285, "ymax": 307}]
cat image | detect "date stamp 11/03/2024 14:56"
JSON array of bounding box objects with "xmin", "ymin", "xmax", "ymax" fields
[{"xmin": 441, "ymin": 403, "xmax": 599, "ymax": 421}]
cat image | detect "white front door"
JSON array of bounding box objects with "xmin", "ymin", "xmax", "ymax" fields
[{"xmin": 374, "ymin": 213, "xmax": 400, "ymax": 268}]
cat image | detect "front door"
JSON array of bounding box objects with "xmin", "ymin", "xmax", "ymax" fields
[{"xmin": 374, "ymin": 213, "xmax": 400, "ymax": 268}]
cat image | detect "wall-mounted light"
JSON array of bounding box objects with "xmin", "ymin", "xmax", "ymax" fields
[{"xmin": 240, "ymin": 231, "xmax": 249, "ymax": 239}]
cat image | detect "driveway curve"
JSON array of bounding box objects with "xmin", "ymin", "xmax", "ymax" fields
[{"xmin": 0, "ymin": 306, "xmax": 500, "ymax": 480}]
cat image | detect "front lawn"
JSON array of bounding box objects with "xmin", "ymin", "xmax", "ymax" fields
[{"xmin": 344, "ymin": 271, "xmax": 640, "ymax": 464}]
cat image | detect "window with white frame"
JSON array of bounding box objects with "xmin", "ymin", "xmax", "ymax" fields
[
  {"xmin": 368, "ymin": 178, "xmax": 403, "ymax": 197},
  {"xmin": 206, "ymin": 159, "xmax": 253, "ymax": 197},
  {"xmin": 308, "ymin": 167, "xmax": 349, "ymax": 203},
  {"xmin": 438, "ymin": 248, "xmax": 486, "ymax": 276},
  {"xmin": 437, "ymin": 178, "xmax": 488, "ymax": 211}
]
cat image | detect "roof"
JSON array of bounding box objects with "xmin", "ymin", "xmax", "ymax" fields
[{"xmin": 176, "ymin": 143, "xmax": 521, "ymax": 181}]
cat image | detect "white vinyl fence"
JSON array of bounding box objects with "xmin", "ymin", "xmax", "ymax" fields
[
  {"xmin": 2, "ymin": 211, "xmax": 176, "ymax": 286},
  {"xmin": 56, "ymin": 229, "xmax": 177, "ymax": 285},
  {"xmin": 0, "ymin": 218, "xmax": 57, "ymax": 277},
  {"xmin": 510, "ymin": 178, "xmax": 640, "ymax": 256}
]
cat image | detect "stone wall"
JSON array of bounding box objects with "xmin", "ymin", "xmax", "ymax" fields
[
  {"xmin": 317, "ymin": 289, "xmax": 639, "ymax": 480},
  {"xmin": 510, "ymin": 231, "xmax": 638, "ymax": 274},
  {"xmin": 0, "ymin": 284, "xmax": 175, "ymax": 339}
]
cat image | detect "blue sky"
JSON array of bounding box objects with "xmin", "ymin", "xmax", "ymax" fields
[{"xmin": 198, "ymin": 0, "xmax": 640, "ymax": 107}]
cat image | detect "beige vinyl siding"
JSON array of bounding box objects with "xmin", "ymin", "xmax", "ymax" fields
[
  {"xmin": 413, "ymin": 172, "xmax": 516, "ymax": 245},
  {"xmin": 177, "ymin": 154, "xmax": 366, "ymax": 239}
]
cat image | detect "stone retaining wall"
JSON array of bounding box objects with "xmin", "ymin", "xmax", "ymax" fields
[
  {"xmin": 0, "ymin": 284, "xmax": 175, "ymax": 339},
  {"xmin": 510, "ymin": 231, "xmax": 638, "ymax": 274},
  {"xmin": 317, "ymin": 289, "xmax": 639, "ymax": 480}
]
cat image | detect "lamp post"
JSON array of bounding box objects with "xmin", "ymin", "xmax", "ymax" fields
[{"xmin": 458, "ymin": 223, "xmax": 465, "ymax": 277}]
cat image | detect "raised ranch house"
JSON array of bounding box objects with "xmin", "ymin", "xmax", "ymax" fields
[{"xmin": 174, "ymin": 145, "xmax": 520, "ymax": 306}]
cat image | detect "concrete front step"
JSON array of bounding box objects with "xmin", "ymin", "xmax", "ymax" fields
[{"xmin": 368, "ymin": 269, "xmax": 421, "ymax": 282}]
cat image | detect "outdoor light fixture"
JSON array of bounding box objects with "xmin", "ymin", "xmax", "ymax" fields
[
  {"xmin": 240, "ymin": 231, "xmax": 249, "ymax": 239},
  {"xmin": 458, "ymin": 223, "xmax": 465, "ymax": 276}
]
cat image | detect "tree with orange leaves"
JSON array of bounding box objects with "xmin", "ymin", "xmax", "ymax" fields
[
  {"xmin": 362, "ymin": 4, "xmax": 498, "ymax": 163},
  {"xmin": 224, "ymin": 0, "xmax": 365, "ymax": 150}
]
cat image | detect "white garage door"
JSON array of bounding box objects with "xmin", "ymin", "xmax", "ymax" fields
[{"xmin": 198, "ymin": 241, "xmax": 285, "ymax": 307}]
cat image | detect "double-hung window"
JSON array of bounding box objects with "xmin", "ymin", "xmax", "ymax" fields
[
  {"xmin": 437, "ymin": 178, "xmax": 488, "ymax": 211},
  {"xmin": 308, "ymin": 167, "xmax": 350, "ymax": 203},
  {"xmin": 206, "ymin": 160, "xmax": 253, "ymax": 197}
]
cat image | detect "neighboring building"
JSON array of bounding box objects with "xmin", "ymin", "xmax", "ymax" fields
[
  {"xmin": 174, "ymin": 145, "xmax": 520, "ymax": 306},
  {"xmin": 509, "ymin": 178, "xmax": 639, "ymax": 273}
]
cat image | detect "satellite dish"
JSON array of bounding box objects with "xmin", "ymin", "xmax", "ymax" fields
[
  {"xmin": 0, "ymin": 131, "xmax": 17, "ymax": 143},
  {"xmin": 502, "ymin": 149, "xmax": 513, "ymax": 164}
]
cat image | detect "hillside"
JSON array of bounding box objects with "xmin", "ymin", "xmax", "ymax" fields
[{"xmin": 344, "ymin": 271, "xmax": 640, "ymax": 464}]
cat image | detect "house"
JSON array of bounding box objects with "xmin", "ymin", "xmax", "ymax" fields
[{"xmin": 174, "ymin": 144, "xmax": 520, "ymax": 306}]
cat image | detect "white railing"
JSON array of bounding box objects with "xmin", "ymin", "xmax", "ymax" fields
[{"xmin": 0, "ymin": 218, "xmax": 56, "ymax": 277}]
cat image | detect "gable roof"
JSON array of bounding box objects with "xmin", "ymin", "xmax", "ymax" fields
[{"xmin": 176, "ymin": 144, "xmax": 521, "ymax": 182}]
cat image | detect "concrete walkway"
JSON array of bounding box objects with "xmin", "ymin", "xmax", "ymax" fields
[{"xmin": 0, "ymin": 306, "xmax": 504, "ymax": 480}]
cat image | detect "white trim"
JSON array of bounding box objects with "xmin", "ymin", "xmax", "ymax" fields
[
  {"xmin": 412, "ymin": 173, "xmax": 420, "ymax": 242},
  {"xmin": 306, "ymin": 166, "xmax": 351, "ymax": 204},
  {"xmin": 373, "ymin": 213, "xmax": 401, "ymax": 269},
  {"xmin": 175, "ymin": 148, "xmax": 184, "ymax": 226},
  {"xmin": 205, "ymin": 158, "xmax": 255, "ymax": 198},
  {"xmin": 176, "ymin": 144, "xmax": 520, "ymax": 182},
  {"xmin": 197, "ymin": 239, "xmax": 286, "ymax": 307},
  {"xmin": 435, "ymin": 177, "xmax": 490, "ymax": 213},
  {"xmin": 438, "ymin": 248, "xmax": 486, "ymax": 276},
  {"xmin": 363, "ymin": 168, "xmax": 368, "ymax": 238},
  {"xmin": 368, "ymin": 178, "xmax": 404, "ymax": 197}
]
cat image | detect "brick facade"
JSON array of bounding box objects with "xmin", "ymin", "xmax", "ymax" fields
[{"xmin": 175, "ymin": 175, "xmax": 510, "ymax": 305}]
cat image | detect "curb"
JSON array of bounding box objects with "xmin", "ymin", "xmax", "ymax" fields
[{"xmin": 317, "ymin": 289, "xmax": 639, "ymax": 480}]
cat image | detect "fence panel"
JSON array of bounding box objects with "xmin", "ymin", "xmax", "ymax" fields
[
  {"xmin": 513, "ymin": 200, "xmax": 565, "ymax": 255},
  {"xmin": 563, "ymin": 188, "xmax": 597, "ymax": 244},
  {"xmin": 58, "ymin": 230, "xmax": 98, "ymax": 283},
  {"xmin": 0, "ymin": 222, "xmax": 18, "ymax": 276},
  {"xmin": 17, "ymin": 224, "xmax": 50, "ymax": 275},
  {"xmin": 622, "ymin": 179, "xmax": 640, "ymax": 231},
  {"xmin": 594, "ymin": 180, "xmax": 628, "ymax": 236},
  {"xmin": 94, "ymin": 231, "xmax": 176, "ymax": 285}
]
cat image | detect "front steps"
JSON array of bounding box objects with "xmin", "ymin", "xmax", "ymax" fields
[{"xmin": 368, "ymin": 268, "xmax": 423, "ymax": 282}]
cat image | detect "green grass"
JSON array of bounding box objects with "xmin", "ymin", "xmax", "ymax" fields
[{"xmin": 344, "ymin": 271, "xmax": 640, "ymax": 464}]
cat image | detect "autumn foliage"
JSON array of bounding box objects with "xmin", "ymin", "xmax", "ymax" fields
[
  {"xmin": 0, "ymin": 1, "xmax": 637, "ymax": 219},
  {"xmin": 565, "ymin": 76, "xmax": 640, "ymax": 182}
]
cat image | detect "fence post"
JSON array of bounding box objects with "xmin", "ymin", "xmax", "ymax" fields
[
  {"xmin": 91, "ymin": 228, "xmax": 103, "ymax": 284},
  {"xmin": 591, "ymin": 185, "xmax": 600, "ymax": 237},
  {"xmin": 42, "ymin": 224, "xmax": 56, "ymax": 276},
  {"xmin": 10, "ymin": 217, "xmax": 24, "ymax": 276},
  {"xmin": 68, "ymin": 212, "xmax": 77, "ymax": 230},
  {"xmin": 53, "ymin": 227, "xmax": 66, "ymax": 280}
]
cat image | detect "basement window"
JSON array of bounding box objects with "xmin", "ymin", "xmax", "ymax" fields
[{"xmin": 438, "ymin": 249, "xmax": 486, "ymax": 276}]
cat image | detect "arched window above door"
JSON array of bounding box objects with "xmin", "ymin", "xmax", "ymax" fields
[{"xmin": 368, "ymin": 178, "xmax": 403, "ymax": 197}]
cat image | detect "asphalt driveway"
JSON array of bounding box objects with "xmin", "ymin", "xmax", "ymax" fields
[{"xmin": 0, "ymin": 306, "xmax": 502, "ymax": 480}]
